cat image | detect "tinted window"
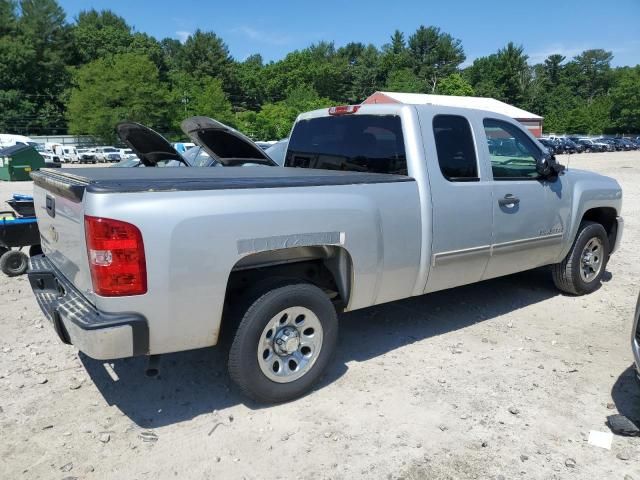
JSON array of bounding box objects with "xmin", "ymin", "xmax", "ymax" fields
[
  {"xmin": 483, "ymin": 118, "xmax": 542, "ymax": 180},
  {"xmin": 432, "ymin": 115, "xmax": 478, "ymax": 181},
  {"xmin": 285, "ymin": 115, "xmax": 407, "ymax": 175}
]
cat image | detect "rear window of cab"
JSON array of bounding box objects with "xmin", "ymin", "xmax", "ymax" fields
[{"xmin": 285, "ymin": 114, "xmax": 407, "ymax": 175}]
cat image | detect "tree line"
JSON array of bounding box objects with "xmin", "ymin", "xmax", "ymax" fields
[{"xmin": 1, "ymin": 0, "xmax": 638, "ymax": 142}]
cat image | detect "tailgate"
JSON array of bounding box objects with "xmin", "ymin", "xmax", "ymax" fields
[{"xmin": 32, "ymin": 170, "xmax": 93, "ymax": 296}]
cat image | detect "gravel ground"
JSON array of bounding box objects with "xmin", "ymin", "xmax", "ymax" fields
[{"xmin": 1, "ymin": 154, "xmax": 639, "ymax": 480}]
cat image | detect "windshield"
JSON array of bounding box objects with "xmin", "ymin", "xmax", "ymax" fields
[
  {"xmin": 103, "ymin": 147, "xmax": 117, "ymax": 152},
  {"xmin": 285, "ymin": 114, "xmax": 407, "ymax": 174}
]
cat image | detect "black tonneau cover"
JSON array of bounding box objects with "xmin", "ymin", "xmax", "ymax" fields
[{"xmin": 31, "ymin": 167, "xmax": 413, "ymax": 202}]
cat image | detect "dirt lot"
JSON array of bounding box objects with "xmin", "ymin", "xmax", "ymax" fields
[{"xmin": 1, "ymin": 154, "xmax": 639, "ymax": 480}]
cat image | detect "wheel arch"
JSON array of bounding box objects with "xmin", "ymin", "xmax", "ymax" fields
[
  {"xmin": 580, "ymin": 206, "xmax": 618, "ymax": 249},
  {"xmin": 224, "ymin": 245, "xmax": 354, "ymax": 312}
]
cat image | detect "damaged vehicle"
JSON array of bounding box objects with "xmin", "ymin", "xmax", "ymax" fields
[
  {"xmin": 27, "ymin": 108, "xmax": 623, "ymax": 403},
  {"xmin": 114, "ymin": 119, "xmax": 278, "ymax": 168}
]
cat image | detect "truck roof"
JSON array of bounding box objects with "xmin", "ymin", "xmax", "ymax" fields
[{"xmin": 297, "ymin": 103, "xmax": 520, "ymax": 125}]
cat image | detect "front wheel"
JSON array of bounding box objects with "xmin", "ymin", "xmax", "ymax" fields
[
  {"xmin": 551, "ymin": 221, "xmax": 609, "ymax": 295},
  {"xmin": 228, "ymin": 282, "xmax": 338, "ymax": 403}
]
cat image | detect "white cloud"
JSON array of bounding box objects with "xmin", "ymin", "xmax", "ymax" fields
[
  {"xmin": 528, "ymin": 44, "xmax": 591, "ymax": 64},
  {"xmin": 175, "ymin": 31, "xmax": 191, "ymax": 43},
  {"xmin": 231, "ymin": 26, "xmax": 292, "ymax": 46}
]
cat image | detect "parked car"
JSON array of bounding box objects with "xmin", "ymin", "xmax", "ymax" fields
[
  {"xmin": 118, "ymin": 148, "xmax": 138, "ymax": 161},
  {"xmin": 172, "ymin": 142, "xmax": 196, "ymax": 153},
  {"xmin": 112, "ymin": 158, "xmax": 143, "ymax": 168},
  {"xmin": 618, "ymin": 138, "xmax": 638, "ymax": 151},
  {"xmin": 538, "ymin": 138, "xmax": 557, "ymax": 154},
  {"xmin": 56, "ymin": 146, "xmax": 76, "ymax": 163},
  {"xmin": 94, "ymin": 147, "xmax": 122, "ymax": 163},
  {"xmin": 551, "ymin": 137, "xmax": 578, "ymax": 154},
  {"xmin": 576, "ymin": 139, "xmax": 606, "ymax": 153},
  {"xmin": 255, "ymin": 141, "xmax": 277, "ymax": 150},
  {"xmin": 265, "ymin": 139, "xmax": 288, "ymax": 166},
  {"xmin": 596, "ymin": 138, "xmax": 621, "ymax": 152},
  {"xmin": 39, "ymin": 151, "xmax": 61, "ymax": 168},
  {"xmin": 71, "ymin": 148, "xmax": 97, "ymax": 164},
  {"xmin": 28, "ymin": 107, "xmax": 623, "ymax": 403}
]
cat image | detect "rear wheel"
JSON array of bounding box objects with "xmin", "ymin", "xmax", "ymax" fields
[
  {"xmin": 552, "ymin": 221, "xmax": 609, "ymax": 295},
  {"xmin": 0, "ymin": 250, "xmax": 29, "ymax": 276},
  {"xmin": 228, "ymin": 282, "xmax": 338, "ymax": 403}
]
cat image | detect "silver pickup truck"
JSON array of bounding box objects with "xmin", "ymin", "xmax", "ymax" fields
[{"xmin": 27, "ymin": 105, "xmax": 623, "ymax": 402}]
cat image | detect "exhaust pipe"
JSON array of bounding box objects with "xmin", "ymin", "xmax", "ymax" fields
[{"xmin": 145, "ymin": 354, "xmax": 160, "ymax": 377}]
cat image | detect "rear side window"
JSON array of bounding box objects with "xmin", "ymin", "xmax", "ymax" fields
[
  {"xmin": 432, "ymin": 115, "xmax": 478, "ymax": 182},
  {"xmin": 285, "ymin": 114, "xmax": 407, "ymax": 175}
]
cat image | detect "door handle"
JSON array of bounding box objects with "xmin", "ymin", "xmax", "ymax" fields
[{"xmin": 498, "ymin": 194, "xmax": 520, "ymax": 207}]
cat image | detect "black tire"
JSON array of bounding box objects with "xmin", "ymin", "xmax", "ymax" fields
[
  {"xmin": 0, "ymin": 250, "xmax": 29, "ymax": 276},
  {"xmin": 607, "ymin": 414, "xmax": 640, "ymax": 437},
  {"xmin": 228, "ymin": 282, "xmax": 338, "ymax": 403},
  {"xmin": 551, "ymin": 221, "xmax": 609, "ymax": 295}
]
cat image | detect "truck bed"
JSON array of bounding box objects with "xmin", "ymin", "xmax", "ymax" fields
[{"xmin": 32, "ymin": 167, "xmax": 413, "ymax": 201}]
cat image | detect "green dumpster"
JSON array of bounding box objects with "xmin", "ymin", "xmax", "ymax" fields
[{"xmin": 0, "ymin": 144, "xmax": 45, "ymax": 181}]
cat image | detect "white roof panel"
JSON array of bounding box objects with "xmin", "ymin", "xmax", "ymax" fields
[{"xmin": 371, "ymin": 92, "xmax": 542, "ymax": 120}]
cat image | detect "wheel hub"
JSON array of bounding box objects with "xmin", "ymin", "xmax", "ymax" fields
[
  {"xmin": 580, "ymin": 237, "xmax": 604, "ymax": 282},
  {"xmin": 274, "ymin": 326, "xmax": 300, "ymax": 355},
  {"xmin": 257, "ymin": 306, "xmax": 324, "ymax": 384}
]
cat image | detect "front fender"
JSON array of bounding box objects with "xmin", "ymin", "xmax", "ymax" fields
[{"xmin": 560, "ymin": 169, "xmax": 622, "ymax": 260}]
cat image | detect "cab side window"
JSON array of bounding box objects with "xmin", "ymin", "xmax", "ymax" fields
[
  {"xmin": 483, "ymin": 119, "xmax": 542, "ymax": 180},
  {"xmin": 432, "ymin": 115, "xmax": 478, "ymax": 182}
]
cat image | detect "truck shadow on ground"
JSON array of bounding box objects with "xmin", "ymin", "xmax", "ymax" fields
[
  {"xmin": 611, "ymin": 366, "xmax": 640, "ymax": 422},
  {"xmin": 80, "ymin": 267, "xmax": 569, "ymax": 427}
]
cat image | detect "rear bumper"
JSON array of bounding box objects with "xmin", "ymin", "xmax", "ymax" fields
[{"xmin": 27, "ymin": 255, "xmax": 148, "ymax": 360}]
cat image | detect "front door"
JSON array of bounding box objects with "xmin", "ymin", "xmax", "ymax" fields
[{"xmin": 481, "ymin": 118, "xmax": 568, "ymax": 279}]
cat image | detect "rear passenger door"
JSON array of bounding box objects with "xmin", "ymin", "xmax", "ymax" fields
[
  {"xmin": 421, "ymin": 113, "xmax": 493, "ymax": 293},
  {"xmin": 481, "ymin": 118, "xmax": 567, "ymax": 279}
]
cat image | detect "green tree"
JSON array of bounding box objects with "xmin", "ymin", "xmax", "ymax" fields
[
  {"xmin": 436, "ymin": 73, "xmax": 474, "ymax": 96},
  {"xmin": 464, "ymin": 43, "xmax": 531, "ymax": 106},
  {"xmin": 408, "ymin": 25, "xmax": 465, "ymax": 92},
  {"xmin": 566, "ymin": 49, "xmax": 613, "ymax": 101},
  {"xmin": 232, "ymin": 53, "xmax": 266, "ymax": 110},
  {"xmin": 169, "ymin": 72, "xmax": 235, "ymax": 130},
  {"xmin": 8, "ymin": 0, "xmax": 72, "ymax": 134},
  {"xmin": 71, "ymin": 9, "xmax": 132, "ymax": 63},
  {"xmin": 262, "ymin": 45, "xmax": 348, "ymax": 103},
  {"xmin": 239, "ymin": 85, "xmax": 331, "ymax": 140},
  {"xmin": 384, "ymin": 68, "xmax": 423, "ymax": 92},
  {"xmin": 67, "ymin": 53, "xmax": 170, "ymax": 142},
  {"xmin": 543, "ymin": 54, "xmax": 565, "ymax": 87},
  {"xmin": 610, "ymin": 66, "xmax": 640, "ymax": 132},
  {"xmin": 177, "ymin": 29, "xmax": 234, "ymax": 89}
]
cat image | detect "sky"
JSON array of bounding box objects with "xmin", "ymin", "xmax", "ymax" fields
[{"xmin": 58, "ymin": 0, "xmax": 640, "ymax": 67}]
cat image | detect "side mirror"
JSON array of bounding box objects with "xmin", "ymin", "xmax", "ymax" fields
[
  {"xmin": 536, "ymin": 153, "xmax": 553, "ymax": 177},
  {"xmin": 536, "ymin": 152, "xmax": 565, "ymax": 178}
]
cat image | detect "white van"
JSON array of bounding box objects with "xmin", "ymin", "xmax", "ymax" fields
[{"xmin": 0, "ymin": 134, "xmax": 36, "ymax": 148}]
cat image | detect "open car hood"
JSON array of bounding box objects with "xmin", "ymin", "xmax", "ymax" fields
[
  {"xmin": 116, "ymin": 122, "xmax": 187, "ymax": 167},
  {"xmin": 180, "ymin": 116, "xmax": 277, "ymax": 166}
]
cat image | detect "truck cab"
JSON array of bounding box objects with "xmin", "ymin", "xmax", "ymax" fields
[{"xmin": 285, "ymin": 104, "xmax": 621, "ymax": 294}]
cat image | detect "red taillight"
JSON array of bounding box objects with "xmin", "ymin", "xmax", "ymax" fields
[
  {"xmin": 84, "ymin": 216, "xmax": 147, "ymax": 296},
  {"xmin": 328, "ymin": 105, "xmax": 360, "ymax": 115}
]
